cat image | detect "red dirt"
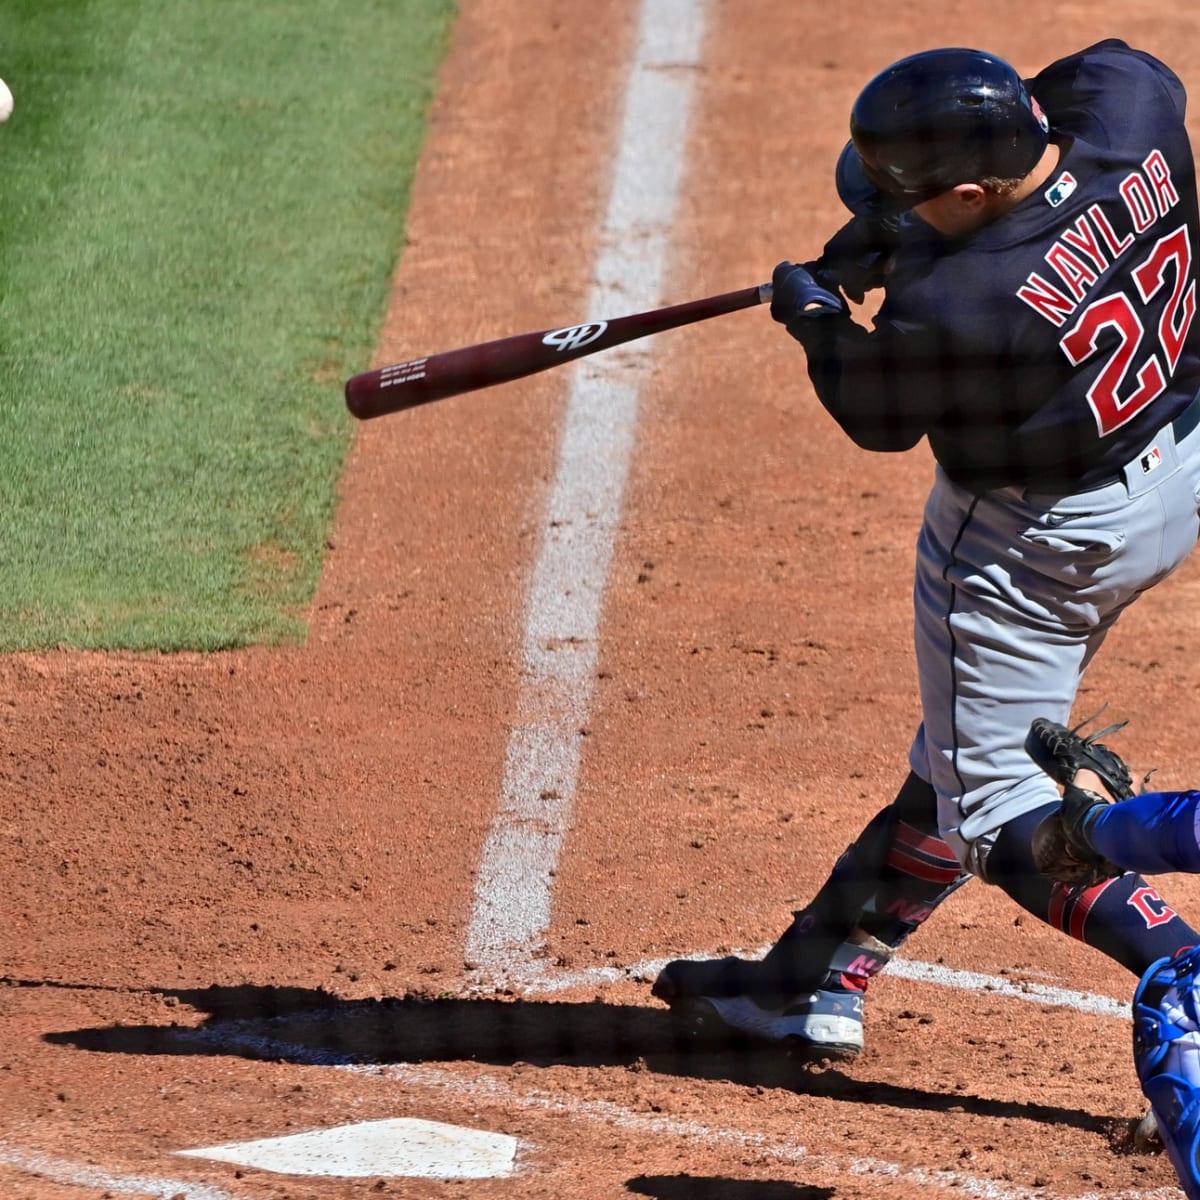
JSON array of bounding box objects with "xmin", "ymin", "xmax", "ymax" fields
[{"xmin": 5, "ymin": 2, "xmax": 1200, "ymax": 1198}]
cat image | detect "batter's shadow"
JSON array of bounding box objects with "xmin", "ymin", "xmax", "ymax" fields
[
  {"xmin": 628, "ymin": 1179, "xmax": 834, "ymax": 1200},
  {"xmin": 23, "ymin": 975, "xmax": 1131, "ymax": 1142}
]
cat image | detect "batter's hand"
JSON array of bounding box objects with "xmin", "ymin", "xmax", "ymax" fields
[
  {"xmin": 770, "ymin": 261, "xmax": 847, "ymax": 323},
  {"xmin": 812, "ymin": 215, "xmax": 900, "ymax": 304}
]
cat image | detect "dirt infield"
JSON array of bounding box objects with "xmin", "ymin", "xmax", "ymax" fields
[{"xmin": 7, "ymin": 1, "xmax": 1200, "ymax": 1197}]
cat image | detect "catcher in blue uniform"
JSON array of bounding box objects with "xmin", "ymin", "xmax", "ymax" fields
[
  {"xmin": 654, "ymin": 38, "xmax": 1200, "ymax": 1193},
  {"xmin": 1028, "ymin": 716, "xmax": 1200, "ymax": 1198}
]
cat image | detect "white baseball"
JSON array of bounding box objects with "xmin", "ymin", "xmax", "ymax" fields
[{"xmin": 0, "ymin": 78, "xmax": 13, "ymax": 124}]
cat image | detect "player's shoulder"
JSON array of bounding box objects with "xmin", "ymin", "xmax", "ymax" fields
[
  {"xmin": 1032, "ymin": 40, "xmax": 1186, "ymax": 120},
  {"xmin": 1036, "ymin": 38, "xmax": 1175, "ymax": 79}
]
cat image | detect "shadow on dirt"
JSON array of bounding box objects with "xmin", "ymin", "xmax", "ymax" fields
[
  {"xmin": 8, "ymin": 974, "xmax": 1127, "ymax": 1140},
  {"xmin": 627, "ymin": 1177, "xmax": 833, "ymax": 1200}
]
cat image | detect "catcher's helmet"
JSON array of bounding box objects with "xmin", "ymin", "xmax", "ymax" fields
[{"xmin": 850, "ymin": 48, "xmax": 1049, "ymax": 203}]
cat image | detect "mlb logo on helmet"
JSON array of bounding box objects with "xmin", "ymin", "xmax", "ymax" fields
[{"xmin": 1030, "ymin": 95, "xmax": 1051, "ymax": 133}]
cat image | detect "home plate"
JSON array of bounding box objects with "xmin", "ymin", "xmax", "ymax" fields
[{"xmin": 177, "ymin": 1118, "xmax": 519, "ymax": 1178}]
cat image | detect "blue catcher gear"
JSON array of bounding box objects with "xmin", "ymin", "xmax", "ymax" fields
[
  {"xmin": 1133, "ymin": 947, "xmax": 1200, "ymax": 1198},
  {"xmin": 849, "ymin": 47, "xmax": 1050, "ymax": 204}
]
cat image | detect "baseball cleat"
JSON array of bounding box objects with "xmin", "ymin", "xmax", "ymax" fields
[
  {"xmin": 652, "ymin": 955, "xmax": 762, "ymax": 1005},
  {"xmin": 653, "ymin": 955, "xmax": 864, "ymax": 1059}
]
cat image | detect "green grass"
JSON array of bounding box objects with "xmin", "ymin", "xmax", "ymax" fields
[{"xmin": 0, "ymin": 0, "xmax": 455, "ymax": 650}]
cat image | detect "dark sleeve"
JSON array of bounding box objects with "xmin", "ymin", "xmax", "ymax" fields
[
  {"xmin": 782, "ymin": 312, "xmax": 947, "ymax": 452},
  {"xmin": 1029, "ymin": 40, "xmax": 1187, "ymax": 137}
]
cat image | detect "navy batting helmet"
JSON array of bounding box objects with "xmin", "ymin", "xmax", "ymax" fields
[
  {"xmin": 849, "ymin": 48, "xmax": 1049, "ymax": 203},
  {"xmin": 835, "ymin": 140, "xmax": 902, "ymax": 228}
]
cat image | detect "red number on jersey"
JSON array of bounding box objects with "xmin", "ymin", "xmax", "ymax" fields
[{"xmin": 1059, "ymin": 223, "xmax": 1196, "ymax": 436}]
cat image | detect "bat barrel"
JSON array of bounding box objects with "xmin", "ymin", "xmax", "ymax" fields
[{"xmin": 345, "ymin": 282, "xmax": 772, "ymax": 420}]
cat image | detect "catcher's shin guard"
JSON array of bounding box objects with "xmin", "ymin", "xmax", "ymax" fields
[{"xmin": 1132, "ymin": 947, "xmax": 1200, "ymax": 1199}]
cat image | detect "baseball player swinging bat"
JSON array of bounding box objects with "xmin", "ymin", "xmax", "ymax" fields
[{"xmin": 344, "ymin": 282, "xmax": 773, "ymax": 420}]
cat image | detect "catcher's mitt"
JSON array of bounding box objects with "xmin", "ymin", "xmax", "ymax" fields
[
  {"xmin": 1030, "ymin": 781, "xmax": 1122, "ymax": 887},
  {"xmin": 1025, "ymin": 714, "xmax": 1137, "ymax": 800},
  {"xmin": 1025, "ymin": 715, "xmax": 1136, "ymax": 888}
]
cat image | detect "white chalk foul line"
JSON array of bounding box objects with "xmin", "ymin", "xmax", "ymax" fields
[
  {"xmin": 887, "ymin": 955, "xmax": 1131, "ymax": 1020},
  {"xmin": 0, "ymin": 1139, "xmax": 242, "ymax": 1200},
  {"xmin": 464, "ymin": 0, "xmax": 710, "ymax": 980}
]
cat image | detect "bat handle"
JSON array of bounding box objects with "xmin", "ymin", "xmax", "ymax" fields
[{"xmin": 756, "ymin": 282, "xmax": 774, "ymax": 304}]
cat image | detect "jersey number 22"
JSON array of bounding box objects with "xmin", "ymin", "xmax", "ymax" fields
[{"xmin": 1060, "ymin": 224, "xmax": 1197, "ymax": 436}]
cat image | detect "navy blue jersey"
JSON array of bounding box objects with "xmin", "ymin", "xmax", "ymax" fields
[{"xmin": 793, "ymin": 40, "xmax": 1200, "ymax": 491}]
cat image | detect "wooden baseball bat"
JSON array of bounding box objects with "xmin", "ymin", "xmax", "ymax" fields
[{"xmin": 345, "ymin": 282, "xmax": 773, "ymax": 420}]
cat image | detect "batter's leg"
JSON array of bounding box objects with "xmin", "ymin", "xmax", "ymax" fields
[
  {"xmin": 762, "ymin": 771, "xmax": 971, "ymax": 989},
  {"xmin": 652, "ymin": 770, "xmax": 972, "ymax": 1055}
]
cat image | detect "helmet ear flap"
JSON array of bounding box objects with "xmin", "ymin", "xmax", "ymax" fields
[{"xmin": 835, "ymin": 141, "xmax": 905, "ymax": 229}]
